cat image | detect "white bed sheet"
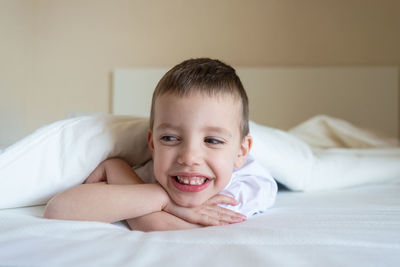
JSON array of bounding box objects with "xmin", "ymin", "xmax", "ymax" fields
[{"xmin": 1, "ymin": 182, "xmax": 399, "ymax": 267}]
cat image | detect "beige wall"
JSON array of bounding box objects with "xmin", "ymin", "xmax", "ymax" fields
[
  {"xmin": 1, "ymin": 0, "xmax": 399, "ymax": 145},
  {"xmin": 0, "ymin": 0, "xmax": 34, "ymax": 145}
]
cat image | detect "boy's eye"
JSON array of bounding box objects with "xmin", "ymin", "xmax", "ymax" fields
[
  {"xmin": 160, "ymin": 135, "xmax": 179, "ymax": 142},
  {"xmin": 204, "ymin": 138, "xmax": 224, "ymax": 145}
]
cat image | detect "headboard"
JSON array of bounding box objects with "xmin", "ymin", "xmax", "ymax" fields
[{"xmin": 112, "ymin": 66, "xmax": 399, "ymax": 138}]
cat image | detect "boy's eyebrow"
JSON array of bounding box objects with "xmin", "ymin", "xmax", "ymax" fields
[
  {"xmin": 156, "ymin": 123, "xmax": 180, "ymax": 131},
  {"xmin": 203, "ymin": 126, "xmax": 233, "ymax": 138},
  {"xmin": 155, "ymin": 123, "xmax": 233, "ymax": 137}
]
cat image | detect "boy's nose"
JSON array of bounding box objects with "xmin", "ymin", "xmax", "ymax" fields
[{"xmin": 177, "ymin": 143, "xmax": 202, "ymax": 166}]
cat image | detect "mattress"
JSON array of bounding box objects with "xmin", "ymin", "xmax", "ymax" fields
[{"xmin": 1, "ymin": 182, "xmax": 399, "ymax": 266}]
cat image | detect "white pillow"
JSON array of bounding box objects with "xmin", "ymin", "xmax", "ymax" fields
[
  {"xmin": 249, "ymin": 121, "xmax": 313, "ymax": 191},
  {"xmin": 0, "ymin": 115, "xmax": 151, "ymax": 209}
]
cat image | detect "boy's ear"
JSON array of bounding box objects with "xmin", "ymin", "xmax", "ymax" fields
[
  {"xmin": 147, "ymin": 130, "xmax": 154, "ymax": 153},
  {"xmin": 234, "ymin": 135, "xmax": 252, "ymax": 169}
]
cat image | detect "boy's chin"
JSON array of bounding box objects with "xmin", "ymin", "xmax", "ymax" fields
[{"xmin": 172, "ymin": 195, "xmax": 207, "ymax": 208}]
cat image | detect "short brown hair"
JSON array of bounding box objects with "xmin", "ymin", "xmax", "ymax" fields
[{"xmin": 149, "ymin": 58, "xmax": 249, "ymax": 139}]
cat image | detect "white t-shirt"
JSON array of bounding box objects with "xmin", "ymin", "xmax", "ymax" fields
[{"xmin": 134, "ymin": 155, "xmax": 277, "ymax": 217}]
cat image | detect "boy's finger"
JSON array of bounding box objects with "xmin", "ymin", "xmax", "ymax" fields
[
  {"xmin": 202, "ymin": 215, "xmax": 224, "ymax": 226},
  {"xmin": 206, "ymin": 194, "xmax": 239, "ymax": 206},
  {"xmin": 219, "ymin": 208, "xmax": 247, "ymax": 222},
  {"xmin": 203, "ymin": 206, "xmax": 246, "ymax": 222},
  {"xmin": 197, "ymin": 213, "xmax": 241, "ymax": 226}
]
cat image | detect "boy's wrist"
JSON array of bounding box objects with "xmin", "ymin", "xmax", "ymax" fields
[{"xmin": 153, "ymin": 183, "xmax": 171, "ymax": 211}]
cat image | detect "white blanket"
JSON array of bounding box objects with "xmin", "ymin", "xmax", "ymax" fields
[
  {"xmin": 0, "ymin": 114, "xmax": 399, "ymax": 209},
  {"xmin": 250, "ymin": 115, "xmax": 400, "ymax": 191}
]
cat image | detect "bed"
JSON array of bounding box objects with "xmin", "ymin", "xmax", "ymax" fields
[
  {"xmin": 0, "ymin": 66, "xmax": 399, "ymax": 266},
  {"xmin": 1, "ymin": 181, "xmax": 399, "ymax": 266}
]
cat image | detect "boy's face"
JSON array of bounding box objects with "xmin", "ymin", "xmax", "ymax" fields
[{"xmin": 148, "ymin": 92, "xmax": 252, "ymax": 207}]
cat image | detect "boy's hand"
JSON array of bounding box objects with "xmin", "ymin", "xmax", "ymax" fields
[
  {"xmin": 163, "ymin": 194, "xmax": 246, "ymax": 226},
  {"xmin": 85, "ymin": 162, "xmax": 107, "ymax": 184},
  {"xmin": 84, "ymin": 158, "xmax": 143, "ymax": 185}
]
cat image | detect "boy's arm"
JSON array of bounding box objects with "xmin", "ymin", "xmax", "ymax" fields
[
  {"xmin": 84, "ymin": 157, "xmax": 143, "ymax": 185},
  {"xmin": 128, "ymin": 194, "xmax": 244, "ymax": 231},
  {"xmin": 43, "ymin": 182, "xmax": 169, "ymax": 223},
  {"xmin": 84, "ymin": 158, "xmax": 196, "ymax": 230},
  {"xmin": 84, "ymin": 158, "xmax": 245, "ymax": 231},
  {"xmin": 128, "ymin": 212, "xmax": 200, "ymax": 232}
]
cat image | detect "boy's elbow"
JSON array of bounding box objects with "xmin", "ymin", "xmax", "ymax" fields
[
  {"xmin": 43, "ymin": 206, "xmax": 57, "ymax": 220},
  {"xmin": 43, "ymin": 195, "xmax": 67, "ymax": 220}
]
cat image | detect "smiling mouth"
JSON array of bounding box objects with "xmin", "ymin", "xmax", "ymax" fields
[
  {"xmin": 174, "ymin": 176, "xmax": 208, "ymax": 185},
  {"xmin": 171, "ymin": 175, "xmax": 212, "ymax": 192}
]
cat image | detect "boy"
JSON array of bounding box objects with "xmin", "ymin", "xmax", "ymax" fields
[{"xmin": 44, "ymin": 58, "xmax": 277, "ymax": 231}]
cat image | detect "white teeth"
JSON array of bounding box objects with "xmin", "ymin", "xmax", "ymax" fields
[{"xmin": 176, "ymin": 176, "xmax": 207, "ymax": 185}]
